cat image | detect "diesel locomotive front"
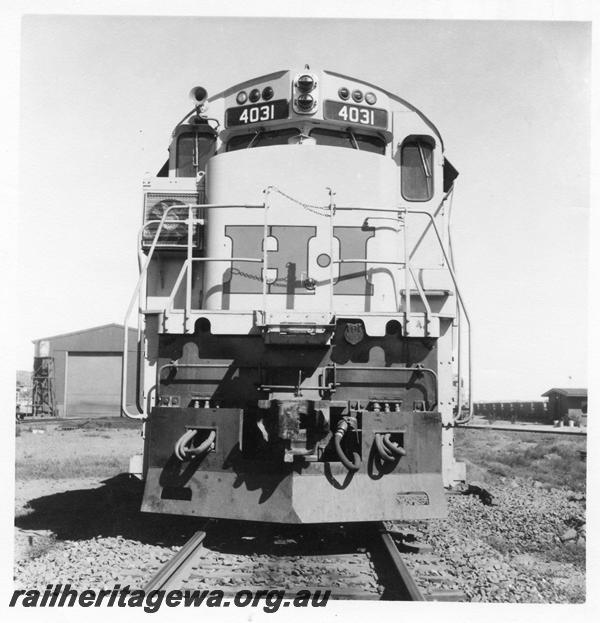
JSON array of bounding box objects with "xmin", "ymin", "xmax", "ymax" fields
[{"xmin": 122, "ymin": 68, "xmax": 471, "ymax": 524}]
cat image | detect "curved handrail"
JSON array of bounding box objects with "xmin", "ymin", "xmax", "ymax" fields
[{"xmin": 122, "ymin": 202, "xmax": 263, "ymax": 419}]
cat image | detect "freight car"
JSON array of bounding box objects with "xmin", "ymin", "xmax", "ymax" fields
[{"xmin": 122, "ymin": 68, "xmax": 471, "ymax": 523}]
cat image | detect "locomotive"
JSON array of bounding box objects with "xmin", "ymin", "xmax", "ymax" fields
[{"xmin": 122, "ymin": 68, "xmax": 471, "ymax": 523}]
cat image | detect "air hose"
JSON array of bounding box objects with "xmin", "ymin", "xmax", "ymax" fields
[
  {"xmin": 381, "ymin": 434, "xmax": 406, "ymax": 457},
  {"xmin": 174, "ymin": 429, "xmax": 216, "ymax": 461},
  {"xmin": 333, "ymin": 419, "xmax": 361, "ymax": 471},
  {"xmin": 375, "ymin": 433, "xmax": 406, "ymax": 462},
  {"xmin": 374, "ymin": 433, "xmax": 395, "ymax": 461}
]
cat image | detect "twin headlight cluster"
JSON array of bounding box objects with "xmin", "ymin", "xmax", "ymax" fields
[
  {"xmin": 232, "ymin": 73, "xmax": 377, "ymax": 118},
  {"xmin": 292, "ymin": 73, "xmax": 319, "ymax": 114},
  {"xmin": 234, "ymin": 73, "xmax": 319, "ymax": 114}
]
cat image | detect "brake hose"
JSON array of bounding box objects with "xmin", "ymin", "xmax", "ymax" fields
[
  {"xmin": 381, "ymin": 434, "xmax": 406, "ymax": 457},
  {"xmin": 334, "ymin": 420, "xmax": 361, "ymax": 471},
  {"xmin": 174, "ymin": 429, "xmax": 216, "ymax": 461},
  {"xmin": 375, "ymin": 433, "xmax": 406, "ymax": 462},
  {"xmin": 374, "ymin": 433, "xmax": 395, "ymax": 461}
]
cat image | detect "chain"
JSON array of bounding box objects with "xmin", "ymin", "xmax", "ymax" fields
[
  {"xmin": 266, "ymin": 186, "xmax": 333, "ymax": 217},
  {"xmin": 229, "ymin": 267, "xmax": 288, "ymax": 286}
]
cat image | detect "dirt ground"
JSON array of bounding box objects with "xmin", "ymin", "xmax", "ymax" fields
[{"xmin": 13, "ymin": 419, "xmax": 586, "ymax": 602}]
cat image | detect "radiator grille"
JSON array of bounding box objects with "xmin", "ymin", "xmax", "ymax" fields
[{"xmin": 142, "ymin": 192, "xmax": 201, "ymax": 248}]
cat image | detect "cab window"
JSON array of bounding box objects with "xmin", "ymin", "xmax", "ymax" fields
[
  {"xmin": 310, "ymin": 128, "xmax": 386, "ymax": 154},
  {"xmin": 401, "ymin": 138, "xmax": 434, "ymax": 201},
  {"xmin": 176, "ymin": 132, "xmax": 216, "ymax": 177},
  {"xmin": 226, "ymin": 128, "xmax": 300, "ymax": 151}
]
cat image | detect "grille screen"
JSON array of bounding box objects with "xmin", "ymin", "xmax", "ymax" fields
[{"xmin": 142, "ymin": 192, "xmax": 200, "ymax": 248}]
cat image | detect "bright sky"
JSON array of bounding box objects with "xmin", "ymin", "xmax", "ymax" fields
[{"xmin": 13, "ymin": 7, "xmax": 592, "ymax": 401}]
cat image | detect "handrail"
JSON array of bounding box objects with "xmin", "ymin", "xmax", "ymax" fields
[
  {"xmin": 122, "ymin": 202, "xmax": 263, "ymax": 420},
  {"xmin": 166, "ymin": 256, "xmax": 263, "ymax": 318},
  {"xmin": 403, "ymin": 209, "xmax": 472, "ymax": 422},
  {"xmin": 122, "ymin": 205, "xmax": 182, "ymax": 419},
  {"xmin": 327, "ymin": 202, "xmax": 471, "ymax": 419},
  {"xmin": 124, "ymin": 193, "xmax": 471, "ymax": 421},
  {"xmin": 335, "ymin": 365, "xmax": 439, "ymax": 406}
]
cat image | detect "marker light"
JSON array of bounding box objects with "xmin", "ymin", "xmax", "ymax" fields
[
  {"xmin": 297, "ymin": 74, "xmax": 315, "ymax": 92},
  {"xmin": 262, "ymin": 86, "xmax": 274, "ymax": 100},
  {"xmin": 236, "ymin": 91, "xmax": 248, "ymax": 105},
  {"xmin": 338, "ymin": 87, "xmax": 350, "ymax": 100},
  {"xmin": 249, "ymin": 88, "xmax": 261, "ymax": 103},
  {"xmin": 352, "ymin": 89, "xmax": 363, "ymax": 103},
  {"xmin": 365, "ymin": 92, "xmax": 377, "ymax": 105},
  {"xmin": 297, "ymin": 93, "xmax": 315, "ymax": 111}
]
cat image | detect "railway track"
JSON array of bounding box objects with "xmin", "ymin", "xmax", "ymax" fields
[{"xmin": 142, "ymin": 521, "xmax": 465, "ymax": 602}]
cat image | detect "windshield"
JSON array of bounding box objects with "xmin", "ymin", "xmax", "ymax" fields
[
  {"xmin": 226, "ymin": 128, "xmax": 300, "ymax": 151},
  {"xmin": 309, "ymin": 128, "xmax": 386, "ymax": 154}
]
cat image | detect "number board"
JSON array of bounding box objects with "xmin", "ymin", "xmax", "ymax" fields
[
  {"xmin": 323, "ymin": 100, "xmax": 388, "ymax": 129},
  {"xmin": 225, "ymin": 99, "xmax": 289, "ymax": 127}
]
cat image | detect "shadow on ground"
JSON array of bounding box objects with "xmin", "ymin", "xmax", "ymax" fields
[
  {"xmin": 15, "ymin": 475, "xmax": 381, "ymax": 560},
  {"xmin": 14, "ymin": 474, "xmax": 203, "ymax": 547}
]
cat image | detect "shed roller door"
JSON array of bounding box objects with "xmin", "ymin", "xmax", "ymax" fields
[{"xmin": 66, "ymin": 352, "xmax": 122, "ymax": 417}]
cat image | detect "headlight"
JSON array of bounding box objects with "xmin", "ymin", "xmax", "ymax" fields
[
  {"xmin": 297, "ymin": 93, "xmax": 315, "ymax": 111},
  {"xmin": 365, "ymin": 92, "xmax": 377, "ymax": 105},
  {"xmin": 352, "ymin": 89, "xmax": 363, "ymax": 103},
  {"xmin": 296, "ymin": 74, "xmax": 316, "ymax": 92}
]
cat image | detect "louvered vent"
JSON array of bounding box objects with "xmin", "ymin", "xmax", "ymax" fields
[{"xmin": 142, "ymin": 192, "xmax": 201, "ymax": 249}]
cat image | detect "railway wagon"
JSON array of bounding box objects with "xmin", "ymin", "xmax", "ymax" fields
[{"xmin": 122, "ymin": 68, "xmax": 471, "ymax": 523}]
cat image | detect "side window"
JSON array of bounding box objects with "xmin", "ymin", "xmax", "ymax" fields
[
  {"xmin": 176, "ymin": 132, "xmax": 216, "ymax": 177},
  {"xmin": 401, "ymin": 137, "xmax": 434, "ymax": 201}
]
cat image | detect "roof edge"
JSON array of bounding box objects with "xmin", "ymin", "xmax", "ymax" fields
[{"xmin": 32, "ymin": 323, "xmax": 137, "ymax": 343}]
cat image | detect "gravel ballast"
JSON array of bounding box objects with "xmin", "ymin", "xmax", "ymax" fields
[{"xmin": 14, "ymin": 475, "xmax": 585, "ymax": 602}]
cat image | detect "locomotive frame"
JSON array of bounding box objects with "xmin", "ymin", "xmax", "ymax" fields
[{"xmin": 122, "ymin": 68, "xmax": 471, "ymax": 524}]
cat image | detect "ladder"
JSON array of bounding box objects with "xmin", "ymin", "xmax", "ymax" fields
[{"xmin": 32, "ymin": 357, "xmax": 57, "ymax": 418}]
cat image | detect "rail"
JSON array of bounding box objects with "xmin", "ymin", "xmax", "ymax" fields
[
  {"xmin": 122, "ymin": 189, "xmax": 471, "ymax": 421},
  {"xmin": 142, "ymin": 520, "xmax": 431, "ymax": 600},
  {"xmin": 377, "ymin": 529, "xmax": 425, "ymax": 600},
  {"xmin": 144, "ymin": 528, "xmax": 209, "ymax": 592}
]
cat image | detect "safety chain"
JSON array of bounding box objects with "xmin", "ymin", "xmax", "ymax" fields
[
  {"xmin": 266, "ymin": 186, "xmax": 334, "ymax": 217},
  {"xmin": 229, "ymin": 267, "xmax": 288, "ymax": 286}
]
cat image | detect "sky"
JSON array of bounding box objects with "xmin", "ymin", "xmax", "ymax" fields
[{"xmin": 12, "ymin": 8, "xmax": 592, "ymax": 401}]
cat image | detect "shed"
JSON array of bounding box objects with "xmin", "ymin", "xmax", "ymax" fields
[
  {"xmin": 541, "ymin": 388, "xmax": 587, "ymax": 422},
  {"xmin": 32, "ymin": 324, "xmax": 139, "ymax": 418}
]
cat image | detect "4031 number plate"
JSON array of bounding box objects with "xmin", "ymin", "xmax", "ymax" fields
[
  {"xmin": 226, "ymin": 99, "xmax": 289, "ymax": 127},
  {"xmin": 324, "ymin": 100, "xmax": 388, "ymax": 129}
]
